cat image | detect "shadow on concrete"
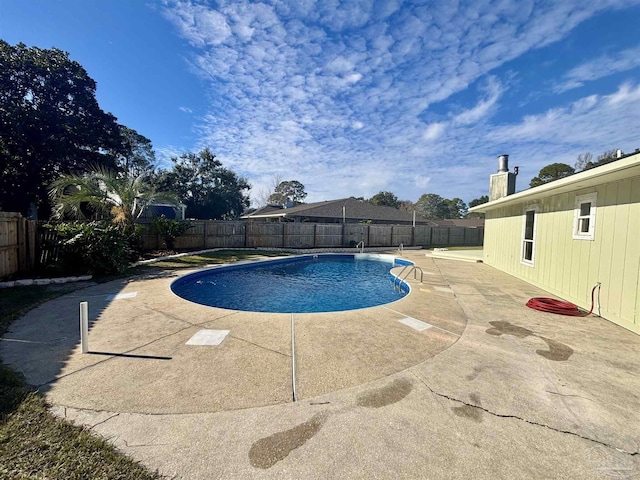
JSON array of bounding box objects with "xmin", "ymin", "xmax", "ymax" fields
[
  {"xmin": 88, "ymin": 351, "xmax": 172, "ymax": 360},
  {"xmin": 0, "ymin": 267, "xmax": 179, "ymax": 395}
]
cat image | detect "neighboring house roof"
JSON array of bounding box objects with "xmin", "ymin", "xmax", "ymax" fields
[
  {"xmin": 432, "ymin": 218, "xmax": 485, "ymax": 227},
  {"xmin": 470, "ymin": 150, "xmax": 640, "ymax": 213},
  {"xmin": 242, "ymin": 197, "xmax": 435, "ymax": 224},
  {"xmin": 242, "ymin": 205, "xmax": 285, "ymax": 217}
]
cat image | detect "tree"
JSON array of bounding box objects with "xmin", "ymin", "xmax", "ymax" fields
[
  {"xmin": 49, "ymin": 167, "xmax": 179, "ymax": 227},
  {"xmin": 113, "ymin": 125, "xmax": 156, "ymax": 177},
  {"xmin": 575, "ymin": 149, "xmax": 621, "ymax": 172},
  {"xmin": 156, "ymin": 148, "xmax": 250, "ymax": 219},
  {"xmin": 0, "ymin": 41, "xmax": 125, "ymax": 217},
  {"xmin": 415, "ymin": 194, "xmax": 468, "ymax": 219},
  {"xmin": 444, "ymin": 197, "xmax": 468, "ymax": 219},
  {"xmin": 529, "ymin": 163, "xmax": 575, "ymax": 187},
  {"xmin": 398, "ymin": 200, "xmax": 415, "ymax": 212},
  {"xmin": 268, "ymin": 180, "xmax": 307, "ymax": 205},
  {"xmin": 467, "ymin": 195, "xmax": 489, "ymax": 218},
  {"xmin": 253, "ymin": 174, "xmax": 283, "ymax": 207},
  {"xmin": 369, "ymin": 191, "xmax": 400, "ymax": 208},
  {"xmin": 415, "ymin": 194, "xmax": 449, "ymax": 219},
  {"xmin": 574, "ymin": 152, "xmax": 593, "ymax": 172},
  {"xmin": 468, "ymin": 195, "xmax": 489, "ymax": 208},
  {"xmin": 595, "ymin": 149, "xmax": 619, "ymax": 166}
]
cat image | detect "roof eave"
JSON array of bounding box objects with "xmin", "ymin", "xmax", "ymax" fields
[
  {"xmin": 241, "ymin": 212, "xmax": 287, "ymax": 219},
  {"xmin": 470, "ymin": 152, "xmax": 640, "ymax": 213}
]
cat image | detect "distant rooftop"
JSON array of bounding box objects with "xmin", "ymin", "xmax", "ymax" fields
[{"xmin": 242, "ymin": 197, "xmax": 435, "ymax": 225}]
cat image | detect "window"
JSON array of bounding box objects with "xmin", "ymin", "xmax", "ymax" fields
[
  {"xmin": 521, "ymin": 207, "xmax": 537, "ymax": 266},
  {"xmin": 573, "ymin": 193, "xmax": 597, "ymax": 241}
]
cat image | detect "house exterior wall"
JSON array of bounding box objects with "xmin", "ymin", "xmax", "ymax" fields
[{"xmin": 483, "ymin": 175, "xmax": 640, "ymax": 334}]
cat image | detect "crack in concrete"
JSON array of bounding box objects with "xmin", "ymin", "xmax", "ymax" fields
[
  {"xmin": 545, "ymin": 390, "xmax": 596, "ymax": 402},
  {"xmin": 122, "ymin": 439, "xmax": 172, "ymax": 448},
  {"xmin": 411, "ymin": 372, "xmax": 639, "ymax": 457},
  {"xmin": 144, "ymin": 305, "xmax": 239, "ymax": 328},
  {"xmin": 90, "ymin": 413, "xmax": 120, "ymax": 430},
  {"xmin": 228, "ymin": 335, "xmax": 290, "ymax": 358}
]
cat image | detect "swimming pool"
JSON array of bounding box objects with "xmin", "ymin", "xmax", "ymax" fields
[{"xmin": 170, "ymin": 254, "xmax": 412, "ymax": 313}]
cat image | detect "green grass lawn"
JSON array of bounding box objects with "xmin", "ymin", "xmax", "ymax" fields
[
  {"xmin": 0, "ymin": 249, "xmax": 291, "ymax": 479},
  {"xmin": 0, "ymin": 283, "xmax": 162, "ymax": 479},
  {"xmin": 145, "ymin": 249, "xmax": 291, "ymax": 269}
]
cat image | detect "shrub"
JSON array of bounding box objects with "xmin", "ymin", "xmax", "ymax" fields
[
  {"xmin": 121, "ymin": 223, "xmax": 144, "ymax": 261},
  {"xmin": 47, "ymin": 221, "xmax": 134, "ymax": 275},
  {"xmin": 152, "ymin": 216, "xmax": 193, "ymax": 250}
]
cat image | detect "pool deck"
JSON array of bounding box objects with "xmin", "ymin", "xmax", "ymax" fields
[{"xmin": 2, "ymin": 250, "xmax": 640, "ymax": 479}]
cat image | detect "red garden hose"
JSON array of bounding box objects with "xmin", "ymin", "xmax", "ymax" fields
[{"xmin": 526, "ymin": 283, "xmax": 601, "ymax": 317}]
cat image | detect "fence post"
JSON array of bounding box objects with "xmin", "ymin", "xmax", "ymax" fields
[
  {"xmin": 17, "ymin": 217, "xmax": 27, "ymax": 271},
  {"xmin": 27, "ymin": 220, "xmax": 36, "ymax": 270},
  {"xmin": 203, "ymin": 221, "xmax": 208, "ymax": 249}
]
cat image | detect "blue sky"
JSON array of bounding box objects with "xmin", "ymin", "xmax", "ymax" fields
[{"xmin": 2, "ymin": 1, "xmax": 639, "ymax": 206}]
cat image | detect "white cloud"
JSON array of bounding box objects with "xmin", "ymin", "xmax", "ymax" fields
[
  {"xmin": 158, "ymin": 1, "xmax": 640, "ymax": 205},
  {"xmin": 423, "ymin": 123, "xmax": 446, "ymax": 141},
  {"xmin": 605, "ymin": 81, "xmax": 640, "ymax": 105},
  {"xmin": 155, "ymin": 145, "xmax": 186, "ymax": 169},
  {"xmin": 345, "ymin": 72, "xmax": 363, "ymax": 84},
  {"xmin": 490, "ymin": 83, "xmax": 640, "ymax": 144},
  {"xmin": 414, "ymin": 175, "xmax": 431, "ymax": 189},
  {"xmin": 326, "ymin": 55, "xmax": 355, "ymax": 73},
  {"xmin": 554, "ymin": 45, "xmax": 640, "ymax": 93},
  {"xmin": 453, "ymin": 77, "xmax": 503, "ymax": 125},
  {"xmin": 162, "ymin": 2, "xmax": 232, "ymax": 46}
]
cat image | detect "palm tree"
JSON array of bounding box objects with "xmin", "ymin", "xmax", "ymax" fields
[{"xmin": 49, "ymin": 167, "xmax": 179, "ymax": 226}]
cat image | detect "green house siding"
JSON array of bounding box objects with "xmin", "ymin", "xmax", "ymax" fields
[{"xmin": 483, "ymin": 175, "xmax": 640, "ymax": 335}]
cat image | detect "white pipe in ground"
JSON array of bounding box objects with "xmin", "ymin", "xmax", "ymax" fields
[{"xmin": 80, "ymin": 301, "xmax": 89, "ymax": 353}]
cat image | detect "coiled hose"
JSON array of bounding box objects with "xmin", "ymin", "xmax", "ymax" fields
[{"xmin": 526, "ymin": 283, "xmax": 601, "ymax": 317}]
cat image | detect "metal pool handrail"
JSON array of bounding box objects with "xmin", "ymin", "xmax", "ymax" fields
[{"xmin": 394, "ymin": 265, "xmax": 424, "ymax": 290}]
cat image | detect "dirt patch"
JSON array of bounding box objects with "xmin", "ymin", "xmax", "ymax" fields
[
  {"xmin": 537, "ymin": 337, "xmax": 574, "ymax": 361},
  {"xmin": 452, "ymin": 393, "xmax": 483, "ymax": 423},
  {"xmin": 249, "ymin": 413, "xmax": 326, "ymax": 469},
  {"xmin": 356, "ymin": 378, "xmax": 413, "ymax": 408},
  {"xmin": 451, "ymin": 393, "xmax": 484, "ymax": 423},
  {"xmin": 486, "ymin": 321, "xmax": 574, "ymax": 361},
  {"xmin": 486, "ymin": 321, "xmax": 534, "ymax": 338},
  {"xmin": 452, "ymin": 404, "xmax": 483, "ymax": 422}
]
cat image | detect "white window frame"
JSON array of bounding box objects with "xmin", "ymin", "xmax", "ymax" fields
[
  {"xmin": 520, "ymin": 205, "xmax": 538, "ymax": 267},
  {"xmin": 572, "ymin": 193, "xmax": 597, "ymax": 241}
]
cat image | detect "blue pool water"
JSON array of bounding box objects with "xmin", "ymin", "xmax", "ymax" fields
[{"xmin": 170, "ymin": 254, "xmax": 411, "ymax": 313}]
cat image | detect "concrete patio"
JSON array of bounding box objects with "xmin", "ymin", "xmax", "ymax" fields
[{"xmin": 2, "ymin": 251, "xmax": 639, "ymax": 479}]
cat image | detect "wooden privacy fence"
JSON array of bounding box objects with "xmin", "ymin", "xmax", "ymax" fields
[
  {"xmin": 139, "ymin": 220, "xmax": 484, "ymax": 251},
  {"xmin": 0, "ymin": 212, "xmax": 37, "ymax": 278}
]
